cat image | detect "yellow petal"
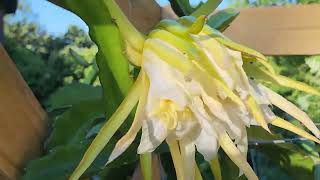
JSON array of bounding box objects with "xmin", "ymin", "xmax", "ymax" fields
[
  {"xmin": 188, "ymin": 15, "xmax": 206, "ymax": 34},
  {"xmin": 148, "ymin": 29, "xmax": 200, "ymax": 60},
  {"xmin": 69, "ymin": 73, "xmax": 144, "ymax": 180},
  {"xmin": 215, "ymin": 37, "xmax": 275, "ymax": 74},
  {"xmin": 125, "ymin": 41, "xmax": 142, "ymax": 66},
  {"xmin": 210, "ymin": 157, "xmax": 222, "ymax": 180},
  {"xmin": 179, "ymin": 139, "xmax": 196, "ymax": 180},
  {"xmin": 246, "ymin": 95, "xmax": 270, "ymax": 133},
  {"xmin": 219, "ymin": 131, "xmax": 258, "ymax": 180},
  {"xmin": 156, "ymin": 19, "xmax": 190, "ymax": 38},
  {"xmin": 167, "ymin": 139, "xmax": 184, "ymax": 180},
  {"xmin": 271, "ymin": 117, "xmax": 320, "ymax": 144},
  {"xmin": 192, "ymin": 61, "xmax": 246, "ymax": 109},
  {"xmin": 107, "ymin": 71, "xmax": 149, "ymax": 163},
  {"xmin": 144, "ymin": 39, "xmax": 193, "ymax": 74},
  {"xmin": 276, "ymin": 75, "xmax": 320, "ymax": 96},
  {"xmin": 244, "ymin": 62, "xmax": 320, "ymax": 97},
  {"xmin": 177, "ymin": 16, "xmax": 230, "ymax": 41},
  {"xmin": 261, "ymin": 85, "xmax": 320, "ymax": 138},
  {"xmin": 103, "ymin": 0, "xmax": 145, "ymax": 51}
]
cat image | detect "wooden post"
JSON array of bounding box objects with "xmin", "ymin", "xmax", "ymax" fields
[{"xmin": 0, "ymin": 45, "xmax": 47, "ymax": 179}]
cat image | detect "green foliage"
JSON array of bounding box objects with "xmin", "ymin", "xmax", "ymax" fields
[
  {"xmin": 169, "ymin": 0, "xmax": 222, "ymax": 17},
  {"xmin": 207, "ymin": 8, "xmax": 239, "ymax": 31},
  {"xmin": 3, "ymin": 20, "xmax": 98, "ymax": 104},
  {"xmin": 18, "ymin": 0, "xmax": 320, "ymax": 179},
  {"xmin": 45, "ymin": 83, "xmax": 102, "ymax": 111},
  {"xmin": 20, "ymin": 0, "xmax": 138, "ymax": 178},
  {"xmin": 22, "ymin": 84, "xmax": 138, "ymax": 180}
]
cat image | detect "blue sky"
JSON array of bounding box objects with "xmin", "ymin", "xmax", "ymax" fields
[{"xmin": 14, "ymin": 0, "xmax": 230, "ymax": 35}]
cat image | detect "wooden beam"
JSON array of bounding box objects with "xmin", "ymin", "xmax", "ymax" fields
[
  {"xmin": 223, "ymin": 5, "xmax": 320, "ymax": 55},
  {"xmin": 0, "ymin": 45, "xmax": 47, "ymax": 179},
  {"xmin": 47, "ymin": 0, "xmax": 161, "ymax": 33},
  {"xmin": 47, "ymin": 2, "xmax": 320, "ymax": 55}
]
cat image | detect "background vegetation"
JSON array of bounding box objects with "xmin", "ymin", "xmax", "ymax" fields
[{"xmin": 3, "ymin": 0, "xmax": 320, "ymax": 179}]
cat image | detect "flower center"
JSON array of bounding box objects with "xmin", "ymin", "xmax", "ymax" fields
[{"xmin": 152, "ymin": 100, "xmax": 179, "ymax": 130}]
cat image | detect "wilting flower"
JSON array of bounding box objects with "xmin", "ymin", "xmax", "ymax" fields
[{"xmin": 70, "ymin": 1, "xmax": 320, "ymax": 180}]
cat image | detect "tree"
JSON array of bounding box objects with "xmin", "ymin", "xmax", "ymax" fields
[
  {"xmin": 4, "ymin": 20, "xmax": 97, "ymax": 104},
  {"xmin": 0, "ymin": 0, "xmax": 17, "ymax": 42}
]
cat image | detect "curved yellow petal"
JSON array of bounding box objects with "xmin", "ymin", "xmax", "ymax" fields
[
  {"xmin": 276, "ymin": 75, "xmax": 320, "ymax": 96},
  {"xmin": 244, "ymin": 62, "xmax": 320, "ymax": 97},
  {"xmin": 103, "ymin": 0, "xmax": 145, "ymax": 51},
  {"xmin": 271, "ymin": 117, "xmax": 320, "ymax": 144},
  {"xmin": 148, "ymin": 29, "xmax": 200, "ymax": 60},
  {"xmin": 69, "ymin": 73, "xmax": 144, "ymax": 180},
  {"xmin": 210, "ymin": 157, "xmax": 222, "ymax": 180},
  {"xmin": 125, "ymin": 41, "xmax": 142, "ymax": 66},
  {"xmin": 179, "ymin": 139, "xmax": 196, "ymax": 180},
  {"xmin": 246, "ymin": 95, "xmax": 270, "ymax": 133},
  {"xmin": 192, "ymin": 61, "xmax": 246, "ymax": 109},
  {"xmin": 219, "ymin": 131, "xmax": 258, "ymax": 180},
  {"xmin": 167, "ymin": 139, "xmax": 184, "ymax": 180},
  {"xmin": 177, "ymin": 16, "xmax": 229, "ymax": 40},
  {"xmin": 261, "ymin": 85, "xmax": 320, "ymax": 138},
  {"xmin": 215, "ymin": 37, "xmax": 275, "ymax": 74},
  {"xmin": 144, "ymin": 39, "xmax": 193, "ymax": 74},
  {"xmin": 188, "ymin": 15, "xmax": 206, "ymax": 34},
  {"xmin": 107, "ymin": 71, "xmax": 149, "ymax": 163},
  {"xmin": 156, "ymin": 19, "xmax": 190, "ymax": 38}
]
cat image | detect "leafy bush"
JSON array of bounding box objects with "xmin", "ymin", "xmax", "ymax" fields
[{"xmin": 3, "ymin": 21, "xmax": 98, "ymax": 104}]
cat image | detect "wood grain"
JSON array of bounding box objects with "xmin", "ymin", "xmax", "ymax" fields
[
  {"xmin": 48, "ymin": 0, "xmax": 161, "ymax": 33},
  {"xmin": 0, "ymin": 45, "xmax": 47, "ymax": 179},
  {"xmin": 224, "ymin": 4, "xmax": 320, "ymax": 55},
  {"xmin": 116, "ymin": 0, "xmax": 161, "ymax": 33}
]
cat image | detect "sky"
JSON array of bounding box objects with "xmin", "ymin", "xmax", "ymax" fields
[{"xmin": 13, "ymin": 0, "xmax": 230, "ymax": 35}]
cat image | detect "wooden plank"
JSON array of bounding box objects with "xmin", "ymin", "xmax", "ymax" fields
[
  {"xmin": 116, "ymin": 0, "xmax": 161, "ymax": 33},
  {"xmin": 223, "ymin": 5, "xmax": 320, "ymax": 55},
  {"xmin": 48, "ymin": 0, "xmax": 161, "ymax": 34},
  {"xmin": 48, "ymin": 2, "xmax": 320, "ymax": 55},
  {"xmin": 0, "ymin": 45, "xmax": 47, "ymax": 179}
]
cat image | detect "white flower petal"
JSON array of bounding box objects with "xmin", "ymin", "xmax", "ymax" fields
[
  {"xmin": 192, "ymin": 34, "xmax": 235, "ymax": 89},
  {"xmin": 190, "ymin": 97, "xmax": 217, "ymax": 136},
  {"xmin": 201, "ymin": 90, "xmax": 242, "ymax": 140},
  {"xmin": 249, "ymin": 81, "xmax": 271, "ymax": 105},
  {"xmin": 138, "ymin": 118, "xmax": 168, "ymax": 154},
  {"xmin": 173, "ymin": 116, "xmax": 200, "ymax": 140},
  {"xmin": 227, "ymin": 48, "xmax": 251, "ymax": 99},
  {"xmin": 195, "ymin": 129, "xmax": 219, "ymax": 161},
  {"xmin": 180, "ymin": 138, "xmax": 196, "ymax": 180},
  {"xmin": 143, "ymin": 49, "xmax": 188, "ymax": 111}
]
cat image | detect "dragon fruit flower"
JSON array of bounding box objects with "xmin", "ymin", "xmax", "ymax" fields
[{"xmin": 70, "ymin": 1, "xmax": 320, "ymax": 180}]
